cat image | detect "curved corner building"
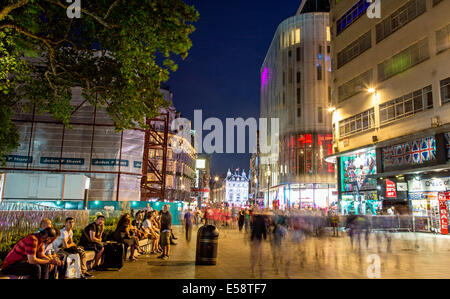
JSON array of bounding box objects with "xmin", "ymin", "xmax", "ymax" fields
[{"xmin": 259, "ymin": 0, "xmax": 337, "ymax": 210}]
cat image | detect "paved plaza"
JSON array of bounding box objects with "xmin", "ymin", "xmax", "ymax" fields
[{"xmin": 92, "ymin": 225, "xmax": 450, "ymax": 279}]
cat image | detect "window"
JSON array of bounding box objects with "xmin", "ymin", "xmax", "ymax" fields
[
  {"xmin": 338, "ymin": 69, "xmax": 373, "ymax": 102},
  {"xmin": 378, "ymin": 38, "xmax": 429, "ymax": 81},
  {"xmin": 337, "ymin": 31, "xmax": 371, "ymax": 69},
  {"xmin": 318, "ymin": 107, "xmax": 323, "ymax": 123},
  {"xmin": 295, "ymin": 28, "xmax": 301, "ymax": 44},
  {"xmin": 326, "ymin": 26, "xmax": 331, "ymax": 42},
  {"xmin": 441, "ymin": 77, "xmax": 450, "ymax": 105},
  {"xmin": 376, "ymin": 0, "xmax": 426, "ymax": 43},
  {"xmin": 339, "ymin": 108, "xmax": 375, "ymax": 138},
  {"xmin": 288, "ymin": 50, "xmax": 292, "ymax": 58},
  {"xmin": 436, "ymin": 23, "xmax": 450, "ymax": 54},
  {"xmin": 336, "ymin": 0, "xmax": 371, "ymax": 35},
  {"xmin": 297, "ymin": 108, "xmax": 302, "ymax": 118},
  {"xmin": 328, "ymin": 86, "xmax": 332, "ymax": 105},
  {"xmin": 379, "ymin": 85, "xmax": 433, "ymax": 125},
  {"xmin": 317, "ymin": 65, "xmax": 322, "ymax": 80},
  {"xmin": 283, "ymin": 72, "xmax": 286, "ymax": 86},
  {"xmin": 297, "ymin": 72, "xmax": 301, "ymax": 83},
  {"xmin": 296, "ymin": 47, "xmax": 301, "ymax": 61},
  {"xmin": 297, "ymin": 88, "xmax": 301, "ymax": 104}
]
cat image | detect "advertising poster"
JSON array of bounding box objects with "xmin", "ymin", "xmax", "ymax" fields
[
  {"xmin": 439, "ymin": 192, "xmax": 449, "ymax": 235},
  {"xmin": 341, "ymin": 150, "xmax": 377, "ymax": 192}
]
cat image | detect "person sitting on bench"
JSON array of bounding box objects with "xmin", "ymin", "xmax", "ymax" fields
[
  {"xmin": 1, "ymin": 227, "xmax": 62, "ymax": 279},
  {"xmin": 79, "ymin": 215, "xmax": 105, "ymax": 270},
  {"xmin": 113, "ymin": 213, "xmax": 144, "ymax": 261}
]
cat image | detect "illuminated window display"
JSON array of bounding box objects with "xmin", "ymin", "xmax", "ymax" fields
[{"xmin": 339, "ymin": 150, "xmax": 380, "ymax": 215}]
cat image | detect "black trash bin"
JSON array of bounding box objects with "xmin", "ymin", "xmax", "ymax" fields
[{"xmin": 195, "ymin": 225, "xmax": 219, "ymax": 265}]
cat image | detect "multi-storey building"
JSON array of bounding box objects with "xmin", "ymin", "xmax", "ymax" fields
[
  {"xmin": 327, "ymin": 0, "xmax": 450, "ymax": 224},
  {"xmin": 148, "ymin": 88, "xmax": 196, "ymax": 202},
  {"xmin": 259, "ymin": 0, "xmax": 337, "ymax": 210},
  {"xmin": 225, "ymin": 169, "xmax": 250, "ymax": 207}
]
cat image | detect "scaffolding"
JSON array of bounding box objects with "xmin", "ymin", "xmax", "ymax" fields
[{"xmin": 1, "ymin": 87, "xmax": 168, "ymax": 202}]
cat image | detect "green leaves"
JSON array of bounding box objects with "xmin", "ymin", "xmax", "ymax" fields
[{"xmin": 0, "ymin": 0, "xmax": 198, "ymax": 159}]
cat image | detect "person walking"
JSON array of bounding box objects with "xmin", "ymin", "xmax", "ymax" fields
[
  {"xmin": 250, "ymin": 208, "xmax": 267, "ymax": 278},
  {"xmin": 238, "ymin": 209, "xmax": 245, "ymax": 232},
  {"xmin": 183, "ymin": 209, "xmax": 194, "ymax": 242},
  {"xmin": 159, "ymin": 204, "xmax": 173, "ymax": 260}
]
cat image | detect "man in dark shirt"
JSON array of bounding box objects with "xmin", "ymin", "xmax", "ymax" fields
[
  {"xmin": 158, "ymin": 205, "xmax": 172, "ymax": 260},
  {"xmin": 79, "ymin": 215, "xmax": 105, "ymax": 269},
  {"xmin": 1, "ymin": 227, "xmax": 61, "ymax": 279},
  {"xmin": 183, "ymin": 209, "xmax": 194, "ymax": 242},
  {"xmin": 250, "ymin": 210, "xmax": 267, "ymax": 278}
]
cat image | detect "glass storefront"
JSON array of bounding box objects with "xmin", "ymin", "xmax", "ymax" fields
[
  {"xmin": 271, "ymin": 184, "xmax": 337, "ymax": 210},
  {"xmin": 339, "ymin": 191, "xmax": 380, "ymax": 215}
]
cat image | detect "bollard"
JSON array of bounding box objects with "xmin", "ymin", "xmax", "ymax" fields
[{"xmin": 195, "ymin": 225, "xmax": 219, "ymax": 265}]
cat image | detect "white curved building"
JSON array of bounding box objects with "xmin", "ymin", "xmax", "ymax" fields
[{"xmin": 259, "ymin": 0, "xmax": 337, "ymax": 210}]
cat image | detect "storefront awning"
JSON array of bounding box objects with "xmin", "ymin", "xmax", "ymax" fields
[{"xmin": 367, "ymin": 163, "xmax": 450, "ymax": 179}]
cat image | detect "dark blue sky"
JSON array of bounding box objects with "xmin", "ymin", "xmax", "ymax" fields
[{"xmin": 167, "ymin": 0, "xmax": 303, "ymax": 177}]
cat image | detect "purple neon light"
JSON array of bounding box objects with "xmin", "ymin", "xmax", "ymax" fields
[{"xmin": 261, "ymin": 67, "xmax": 269, "ymax": 89}]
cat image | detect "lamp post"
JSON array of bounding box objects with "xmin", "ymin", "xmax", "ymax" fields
[{"xmin": 267, "ymin": 168, "xmax": 271, "ymax": 209}]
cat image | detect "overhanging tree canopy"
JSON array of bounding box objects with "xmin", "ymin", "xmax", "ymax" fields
[{"xmin": 0, "ymin": 0, "xmax": 199, "ymax": 161}]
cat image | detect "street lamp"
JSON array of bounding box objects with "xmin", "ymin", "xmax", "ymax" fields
[{"xmin": 266, "ymin": 168, "xmax": 271, "ymax": 209}]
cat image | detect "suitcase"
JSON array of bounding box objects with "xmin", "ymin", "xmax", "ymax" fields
[{"xmin": 99, "ymin": 242, "xmax": 125, "ymax": 270}]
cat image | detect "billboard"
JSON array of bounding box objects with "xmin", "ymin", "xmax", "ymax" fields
[
  {"xmin": 196, "ymin": 159, "xmax": 206, "ymax": 169},
  {"xmin": 340, "ymin": 150, "xmax": 377, "ymax": 192}
]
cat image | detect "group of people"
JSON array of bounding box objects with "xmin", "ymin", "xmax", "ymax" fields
[
  {"xmin": 0, "ymin": 204, "xmax": 176, "ymax": 279},
  {"xmin": 0, "ymin": 215, "xmax": 105, "ymax": 279},
  {"xmin": 123, "ymin": 204, "xmax": 175, "ymax": 260}
]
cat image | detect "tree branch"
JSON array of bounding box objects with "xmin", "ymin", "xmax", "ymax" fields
[
  {"xmin": 43, "ymin": 0, "xmax": 119, "ymax": 29},
  {"xmin": 0, "ymin": 0, "xmax": 29, "ymax": 21},
  {"xmin": 104, "ymin": 0, "xmax": 121, "ymax": 20}
]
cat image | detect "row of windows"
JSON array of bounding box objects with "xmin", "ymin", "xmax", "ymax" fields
[
  {"xmin": 335, "ymin": 0, "xmax": 447, "ymax": 71},
  {"xmin": 338, "ymin": 77, "xmax": 450, "ymax": 137},
  {"xmin": 338, "ymin": 69, "xmax": 373, "ymax": 103},
  {"xmin": 337, "ymin": 31, "xmax": 371, "ymax": 69},
  {"xmin": 336, "ymin": 0, "xmax": 370, "ymax": 35},
  {"xmin": 378, "ymin": 38, "xmax": 429, "ymax": 82},
  {"xmin": 339, "ymin": 109, "xmax": 375, "ymax": 138},
  {"xmin": 379, "ymin": 85, "xmax": 433, "ymax": 125},
  {"xmin": 375, "ymin": 0, "xmax": 426, "ymax": 44},
  {"xmin": 338, "ymin": 32, "xmax": 448, "ymax": 102}
]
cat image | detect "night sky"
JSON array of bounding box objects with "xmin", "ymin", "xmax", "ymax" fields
[{"xmin": 167, "ymin": 0, "xmax": 304, "ymax": 177}]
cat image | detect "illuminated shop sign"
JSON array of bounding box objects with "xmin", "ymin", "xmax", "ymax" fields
[
  {"xmin": 408, "ymin": 177, "xmax": 450, "ymax": 192},
  {"xmin": 386, "ymin": 179, "xmax": 397, "ymax": 198},
  {"xmin": 340, "ymin": 150, "xmax": 377, "ymax": 192}
]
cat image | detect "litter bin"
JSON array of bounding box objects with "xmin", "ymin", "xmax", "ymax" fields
[{"xmin": 195, "ymin": 225, "xmax": 219, "ymax": 265}]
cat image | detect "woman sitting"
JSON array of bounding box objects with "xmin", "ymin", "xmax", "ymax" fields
[
  {"xmin": 113, "ymin": 213, "xmax": 144, "ymax": 261},
  {"xmin": 142, "ymin": 212, "xmax": 161, "ymax": 254}
]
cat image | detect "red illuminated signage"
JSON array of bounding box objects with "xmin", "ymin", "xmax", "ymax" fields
[
  {"xmin": 386, "ymin": 180, "xmax": 397, "ymax": 198},
  {"xmin": 438, "ymin": 192, "xmax": 449, "ymax": 235}
]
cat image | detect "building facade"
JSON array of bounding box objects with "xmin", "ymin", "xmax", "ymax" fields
[
  {"xmin": 259, "ymin": 0, "xmax": 337, "ymax": 210},
  {"xmin": 327, "ymin": 0, "xmax": 450, "ymax": 228},
  {"xmin": 225, "ymin": 169, "xmax": 250, "ymax": 207}
]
